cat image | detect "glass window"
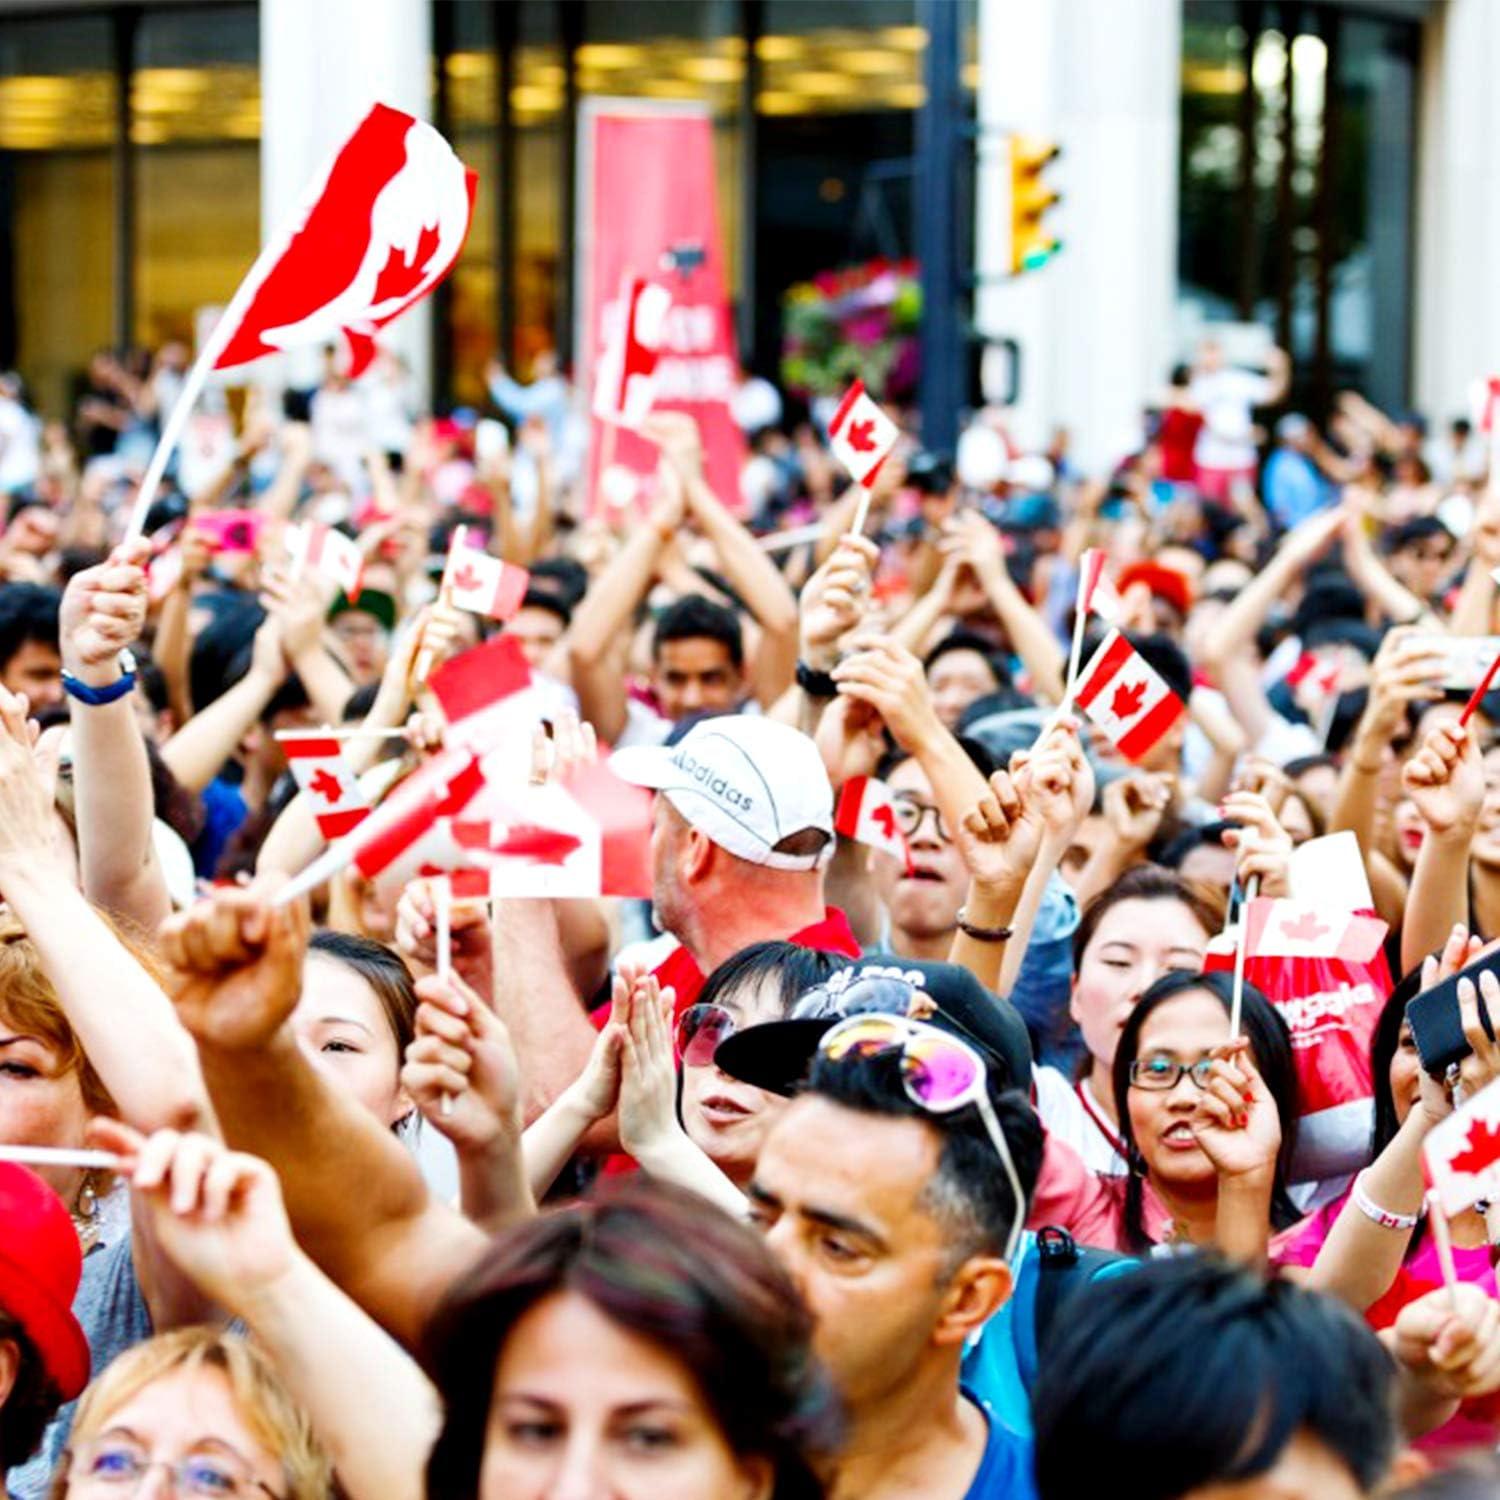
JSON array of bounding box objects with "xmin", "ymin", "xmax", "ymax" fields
[
  {"xmin": 512, "ymin": 3, "xmax": 564, "ymax": 376},
  {"xmin": 133, "ymin": 6, "xmax": 260, "ymax": 354},
  {"xmin": 0, "ymin": 14, "xmax": 116, "ymax": 415},
  {"xmin": 444, "ymin": 0, "xmax": 499, "ymax": 405}
]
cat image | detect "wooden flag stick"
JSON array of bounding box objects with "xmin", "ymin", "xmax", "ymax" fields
[
  {"xmin": 0, "ymin": 1144, "xmax": 123, "ymax": 1171},
  {"xmin": 1426, "ymin": 1190, "xmax": 1462, "ymax": 1312},
  {"xmin": 1228, "ymin": 875, "xmax": 1260, "ymax": 1039}
]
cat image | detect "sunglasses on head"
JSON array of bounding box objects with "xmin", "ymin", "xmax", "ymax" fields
[{"xmin": 816, "ymin": 1012, "xmax": 1026, "ymax": 1264}]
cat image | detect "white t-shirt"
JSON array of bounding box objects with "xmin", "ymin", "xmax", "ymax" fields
[
  {"xmin": 1033, "ymin": 1065, "xmax": 1128, "ymax": 1177},
  {"xmin": 0, "ymin": 397, "xmax": 40, "ymax": 493},
  {"xmin": 1190, "ymin": 368, "xmax": 1274, "ymax": 472}
]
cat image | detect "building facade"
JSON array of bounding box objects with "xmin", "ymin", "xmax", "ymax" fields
[{"xmin": 0, "ymin": 0, "xmax": 1488, "ymax": 467}]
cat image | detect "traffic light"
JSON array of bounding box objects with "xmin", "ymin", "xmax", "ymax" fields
[{"xmin": 1009, "ymin": 135, "xmax": 1062, "ymax": 274}]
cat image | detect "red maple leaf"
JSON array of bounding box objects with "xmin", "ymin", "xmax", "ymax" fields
[
  {"xmin": 871, "ymin": 805, "xmax": 898, "ymax": 841},
  {"xmin": 494, "ymin": 825, "xmax": 581, "ymax": 867},
  {"xmin": 450, "ymin": 563, "xmax": 481, "ymax": 594},
  {"xmin": 371, "ymin": 221, "xmax": 441, "ymax": 305},
  {"xmin": 846, "ymin": 418, "xmax": 878, "ymax": 454},
  {"xmin": 1110, "ymin": 680, "xmax": 1146, "ymax": 719},
  {"xmin": 1280, "ymin": 912, "xmax": 1330, "ymax": 944},
  {"xmin": 1449, "ymin": 1116, "xmax": 1500, "ymax": 1178},
  {"xmin": 308, "ymin": 768, "xmax": 343, "ymax": 804}
]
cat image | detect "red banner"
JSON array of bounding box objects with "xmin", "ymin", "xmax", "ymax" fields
[{"xmin": 578, "ymin": 102, "xmax": 745, "ymax": 516}]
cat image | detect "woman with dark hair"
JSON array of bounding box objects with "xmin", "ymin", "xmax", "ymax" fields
[
  {"xmin": 676, "ymin": 942, "xmax": 846, "ymax": 1186},
  {"xmin": 423, "ymin": 1177, "xmax": 840, "ymax": 1500},
  {"xmin": 1273, "ymin": 928, "xmax": 1500, "ymax": 1451},
  {"xmin": 1035, "ymin": 969, "xmax": 1300, "ymax": 1260},
  {"xmin": 1107, "ymin": 969, "xmax": 1302, "ymax": 1259},
  {"xmin": 294, "ymin": 929, "xmax": 418, "ymax": 1131},
  {"xmin": 1033, "ymin": 866, "xmax": 1224, "ymax": 1178}
]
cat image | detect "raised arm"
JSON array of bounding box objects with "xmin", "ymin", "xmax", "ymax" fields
[
  {"xmin": 1400, "ymin": 721, "xmax": 1484, "ymax": 975},
  {"xmin": 152, "ymin": 523, "xmax": 215, "ymax": 728},
  {"xmin": 1450, "ymin": 494, "xmax": 1500, "ymax": 637},
  {"xmin": 58, "ymin": 538, "xmax": 170, "ymax": 931},
  {"xmin": 94, "ymin": 1122, "xmax": 441, "ymax": 1500},
  {"xmin": 161, "ymin": 883, "xmax": 492, "ymax": 1349},
  {"xmin": 1200, "ymin": 506, "xmax": 1345, "ymax": 746},
  {"xmin": 263, "ymin": 564, "xmax": 355, "ymax": 726},
  {"xmin": 566, "ymin": 483, "xmax": 682, "ymax": 743},
  {"xmin": 255, "ymin": 421, "xmax": 315, "ymax": 523},
  {"xmin": 948, "ymin": 510, "xmax": 1068, "ymax": 705},
  {"xmin": 645, "ymin": 411, "xmax": 800, "ymax": 706},
  {"xmin": 1342, "ymin": 499, "xmax": 1441, "ymax": 625},
  {"xmin": 0, "ymin": 685, "xmax": 207, "ymax": 1133}
]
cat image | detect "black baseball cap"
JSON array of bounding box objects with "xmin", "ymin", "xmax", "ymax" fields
[{"xmin": 713, "ymin": 957, "xmax": 1032, "ymax": 1097}]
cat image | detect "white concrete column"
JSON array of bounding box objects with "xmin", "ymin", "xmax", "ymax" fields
[
  {"xmin": 975, "ymin": 0, "xmax": 1180, "ymax": 472},
  {"xmin": 259, "ymin": 0, "xmax": 433, "ymax": 396},
  {"xmin": 1412, "ymin": 0, "xmax": 1500, "ymax": 430}
]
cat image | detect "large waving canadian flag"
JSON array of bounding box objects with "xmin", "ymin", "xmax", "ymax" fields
[
  {"xmin": 214, "ymin": 103, "xmax": 477, "ymax": 378},
  {"xmin": 126, "ymin": 103, "xmax": 476, "ymax": 540}
]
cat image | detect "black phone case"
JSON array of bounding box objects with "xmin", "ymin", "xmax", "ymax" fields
[{"xmin": 1405, "ymin": 949, "xmax": 1500, "ymax": 1077}]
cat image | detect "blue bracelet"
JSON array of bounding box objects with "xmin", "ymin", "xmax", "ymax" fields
[{"xmin": 61, "ymin": 653, "xmax": 137, "ymax": 706}]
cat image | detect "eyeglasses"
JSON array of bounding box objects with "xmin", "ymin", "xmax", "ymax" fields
[
  {"xmin": 892, "ymin": 796, "xmax": 952, "ymax": 845},
  {"xmin": 816, "ymin": 1012, "xmax": 1025, "ymax": 1263},
  {"xmin": 69, "ymin": 1441, "xmax": 283, "ymax": 1498},
  {"xmin": 676, "ymin": 1002, "xmax": 738, "ymax": 1067},
  {"xmin": 1128, "ymin": 1055, "xmax": 1217, "ymax": 1092}
]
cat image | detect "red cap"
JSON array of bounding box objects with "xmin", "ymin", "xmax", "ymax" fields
[
  {"xmin": 1117, "ymin": 561, "xmax": 1194, "ymax": 620},
  {"xmin": 0, "ymin": 1164, "xmax": 90, "ymax": 1398}
]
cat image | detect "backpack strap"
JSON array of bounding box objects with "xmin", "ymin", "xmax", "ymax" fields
[{"xmin": 1027, "ymin": 1226, "xmax": 1133, "ymax": 1381}]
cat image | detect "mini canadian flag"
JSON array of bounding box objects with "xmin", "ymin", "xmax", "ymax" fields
[
  {"xmin": 441, "ymin": 525, "xmax": 529, "ymax": 622},
  {"xmin": 280, "ymin": 735, "xmax": 370, "ymax": 839},
  {"xmin": 1078, "ymin": 548, "xmax": 1120, "ymax": 625},
  {"xmin": 1241, "ymin": 897, "xmax": 1388, "ymax": 964},
  {"xmin": 1425, "ymin": 1077, "xmax": 1500, "ymax": 1215},
  {"xmin": 1286, "ymin": 651, "xmax": 1343, "ymax": 704},
  {"xmin": 593, "ymin": 275, "xmax": 672, "ymax": 431},
  {"xmin": 827, "ymin": 379, "xmax": 900, "ymax": 489},
  {"xmin": 1073, "ymin": 629, "xmax": 1185, "ymax": 763},
  {"xmin": 834, "ymin": 776, "xmax": 912, "ymax": 871},
  {"xmin": 287, "ymin": 522, "xmax": 364, "ymax": 599}
]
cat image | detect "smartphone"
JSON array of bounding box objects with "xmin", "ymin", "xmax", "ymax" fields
[
  {"xmin": 1405, "ymin": 633, "xmax": 1500, "ymax": 691},
  {"xmin": 1405, "ymin": 948, "xmax": 1500, "ymax": 1078},
  {"xmin": 194, "ymin": 508, "xmax": 265, "ymax": 555}
]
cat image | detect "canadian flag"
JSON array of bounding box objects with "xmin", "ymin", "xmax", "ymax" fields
[
  {"xmin": 280, "ymin": 735, "xmax": 369, "ymax": 839},
  {"xmin": 450, "ymin": 760, "xmax": 653, "ymax": 899},
  {"xmin": 1241, "ymin": 897, "xmax": 1388, "ymax": 963},
  {"xmin": 287, "ymin": 522, "xmax": 364, "ymax": 599},
  {"xmin": 827, "ymin": 379, "xmax": 900, "ymax": 488},
  {"xmin": 342, "ymin": 746, "xmax": 488, "ymax": 889},
  {"xmin": 211, "ymin": 103, "xmax": 476, "ymax": 379},
  {"xmin": 1073, "ymin": 629, "xmax": 1185, "ymax": 762},
  {"xmin": 440, "ymin": 525, "xmax": 529, "ymax": 622},
  {"xmin": 1470, "ymin": 376, "xmax": 1500, "ymax": 435},
  {"xmin": 1425, "ymin": 1077, "xmax": 1500, "ymax": 1215},
  {"xmin": 1078, "ymin": 548, "xmax": 1120, "ymax": 625},
  {"xmin": 834, "ymin": 776, "xmax": 912, "ymax": 871},
  {"xmin": 1286, "ymin": 651, "xmax": 1343, "ymax": 704},
  {"xmin": 592, "ymin": 275, "xmax": 672, "ymax": 430}
]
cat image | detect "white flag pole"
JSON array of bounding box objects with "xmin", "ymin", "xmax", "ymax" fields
[
  {"xmin": 271, "ymin": 841, "xmax": 351, "ymax": 908},
  {"xmin": 845, "ymin": 483, "xmax": 873, "ymax": 538},
  {"xmin": 434, "ymin": 880, "xmax": 456, "ymax": 1117},
  {"xmin": 0, "ymin": 1144, "xmax": 123, "ymax": 1171},
  {"xmin": 1228, "ymin": 874, "xmax": 1260, "ymax": 1039},
  {"xmin": 1426, "ymin": 1190, "xmax": 1462, "ymax": 1312}
]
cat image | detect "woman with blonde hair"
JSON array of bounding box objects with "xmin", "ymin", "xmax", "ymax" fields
[{"xmin": 50, "ymin": 1327, "xmax": 330, "ymax": 1500}]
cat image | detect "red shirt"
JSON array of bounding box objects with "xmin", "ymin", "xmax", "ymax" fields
[
  {"xmin": 1158, "ymin": 406, "xmax": 1204, "ymax": 483},
  {"xmin": 591, "ymin": 907, "xmax": 862, "ymax": 1027}
]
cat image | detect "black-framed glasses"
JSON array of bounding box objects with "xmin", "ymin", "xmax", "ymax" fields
[
  {"xmin": 1128, "ymin": 1055, "xmax": 1216, "ymax": 1092},
  {"xmin": 68, "ymin": 1440, "xmax": 283, "ymax": 1498},
  {"xmin": 892, "ymin": 796, "xmax": 952, "ymax": 844}
]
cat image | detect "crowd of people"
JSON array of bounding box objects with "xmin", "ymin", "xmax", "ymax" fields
[{"xmin": 4, "ymin": 327, "xmax": 1500, "ymax": 1499}]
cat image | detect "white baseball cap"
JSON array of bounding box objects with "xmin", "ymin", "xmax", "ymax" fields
[{"xmin": 610, "ymin": 716, "xmax": 834, "ymax": 871}]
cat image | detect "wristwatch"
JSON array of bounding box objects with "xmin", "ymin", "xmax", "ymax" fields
[
  {"xmin": 61, "ymin": 649, "xmax": 137, "ymax": 706},
  {"xmin": 796, "ymin": 659, "xmax": 839, "ymax": 699}
]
